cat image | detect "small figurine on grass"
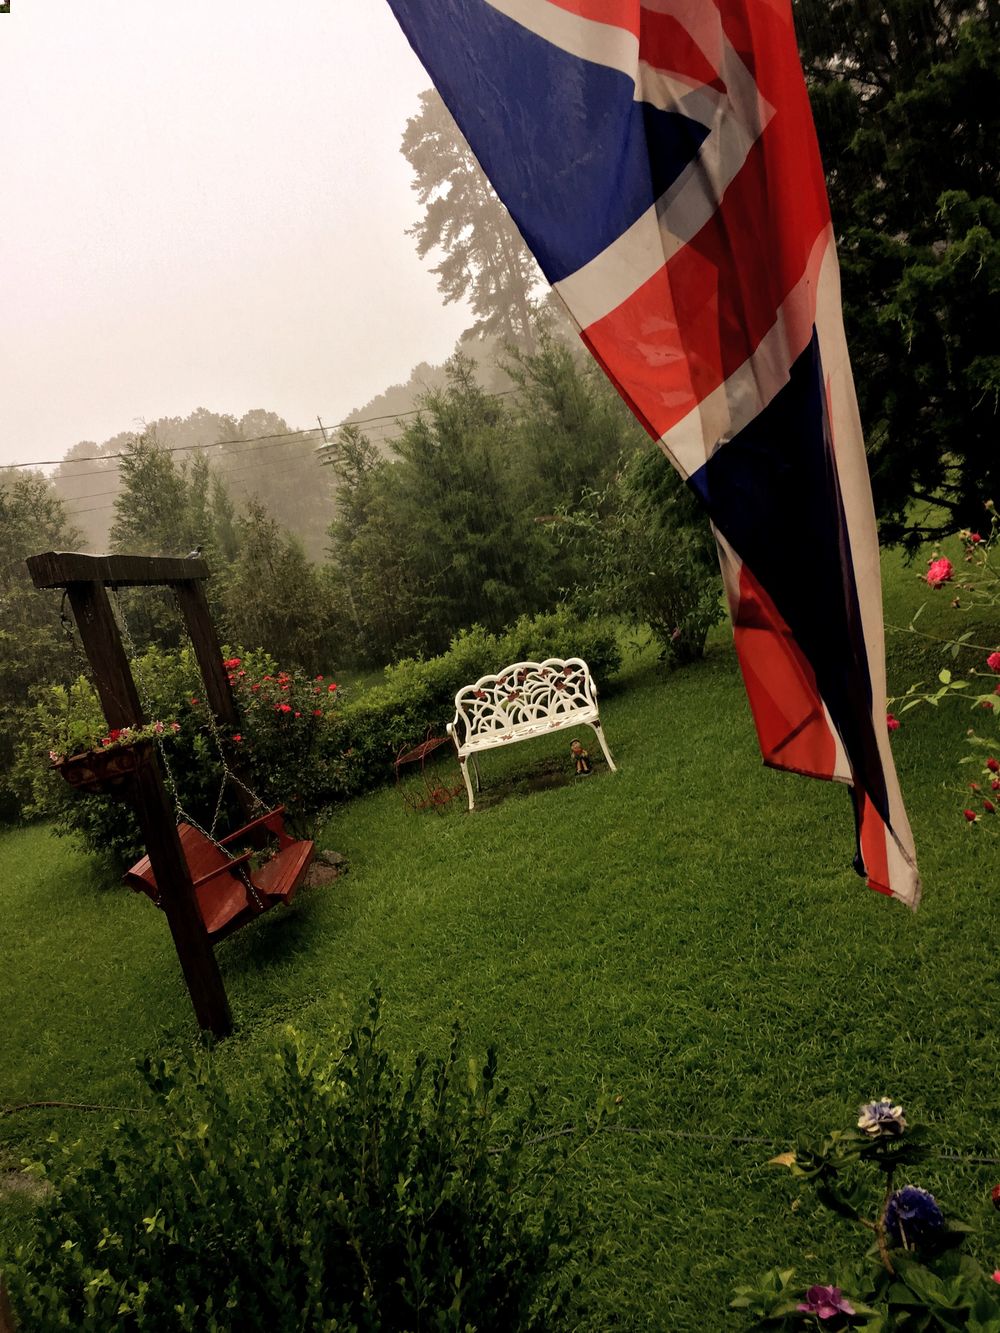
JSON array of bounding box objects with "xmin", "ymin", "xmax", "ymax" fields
[{"xmin": 570, "ymin": 738, "xmax": 593, "ymax": 776}]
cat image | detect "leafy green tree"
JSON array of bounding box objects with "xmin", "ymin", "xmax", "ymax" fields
[
  {"xmin": 0, "ymin": 472, "xmax": 82, "ymax": 817},
  {"xmin": 327, "ymin": 359, "xmax": 551, "ymax": 662},
  {"xmin": 402, "ymin": 90, "xmax": 545, "ymax": 348},
  {"xmin": 217, "ymin": 500, "xmax": 339, "ymax": 671},
  {"xmin": 795, "ymin": 0, "xmax": 1000, "ymax": 544},
  {"xmin": 558, "ymin": 448, "xmax": 725, "ymax": 666},
  {"xmin": 505, "ymin": 331, "xmax": 647, "ymax": 512}
]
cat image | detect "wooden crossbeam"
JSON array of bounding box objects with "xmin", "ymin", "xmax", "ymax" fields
[{"xmin": 26, "ymin": 550, "xmax": 209, "ymax": 589}]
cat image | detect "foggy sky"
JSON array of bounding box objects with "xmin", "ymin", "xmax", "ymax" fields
[{"xmin": 0, "ymin": 1, "xmax": 473, "ymax": 469}]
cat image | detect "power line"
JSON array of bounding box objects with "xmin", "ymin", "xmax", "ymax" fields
[
  {"xmin": 1, "ymin": 391, "xmax": 520, "ymax": 474},
  {"xmin": 59, "ymin": 429, "xmax": 413, "ymax": 519}
]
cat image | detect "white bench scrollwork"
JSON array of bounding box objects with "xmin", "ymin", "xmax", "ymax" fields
[{"xmin": 446, "ymin": 657, "xmax": 617, "ymax": 811}]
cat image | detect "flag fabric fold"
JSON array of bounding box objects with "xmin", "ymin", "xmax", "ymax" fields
[{"xmin": 385, "ymin": 0, "xmax": 921, "ymax": 907}]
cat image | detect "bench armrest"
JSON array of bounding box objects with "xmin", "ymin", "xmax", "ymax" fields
[{"xmin": 191, "ymin": 850, "xmax": 254, "ymax": 890}]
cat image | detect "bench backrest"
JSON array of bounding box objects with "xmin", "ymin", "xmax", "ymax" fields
[{"xmin": 450, "ymin": 658, "xmax": 598, "ymax": 744}]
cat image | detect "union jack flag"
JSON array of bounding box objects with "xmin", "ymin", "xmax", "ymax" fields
[{"xmin": 386, "ymin": 0, "xmax": 921, "ymax": 907}]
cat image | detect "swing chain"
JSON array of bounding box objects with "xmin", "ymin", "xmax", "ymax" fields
[{"xmin": 108, "ymin": 587, "xmax": 243, "ymax": 868}]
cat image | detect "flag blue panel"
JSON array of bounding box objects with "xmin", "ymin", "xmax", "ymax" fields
[
  {"xmin": 688, "ymin": 332, "xmax": 889, "ymax": 821},
  {"xmin": 387, "ymin": 0, "xmax": 709, "ymax": 281}
]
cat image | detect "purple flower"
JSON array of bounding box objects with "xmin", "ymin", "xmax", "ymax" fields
[
  {"xmin": 857, "ymin": 1098, "xmax": 906, "ymax": 1138},
  {"xmin": 797, "ymin": 1285, "xmax": 856, "ymax": 1320},
  {"xmin": 883, "ymin": 1186, "xmax": 944, "ymax": 1249}
]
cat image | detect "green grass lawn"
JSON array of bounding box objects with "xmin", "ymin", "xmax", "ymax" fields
[{"xmin": 3, "ymin": 539, "xmax": 1000, "ymax": 1329}]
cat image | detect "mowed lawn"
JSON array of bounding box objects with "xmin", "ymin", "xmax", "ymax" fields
[{"xmin": 3, "ymin": 542, "xmax": 1000, "ymax": 1330}]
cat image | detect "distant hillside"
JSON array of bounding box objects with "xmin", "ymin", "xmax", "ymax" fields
[{"xmin": 45, "ymin": 336, "xmax": 521, "ymax": 558}]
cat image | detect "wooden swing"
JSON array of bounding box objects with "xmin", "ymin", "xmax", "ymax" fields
[
  {"xmin": 124, "ymin": 807, "xmax": 314, "ymax": 940},
  {"xmin": 26, "ymin": 551, "xmax": 317, "ymax": 1037},
  {"xmin": 109, "ymin": 589, "xmax": 315, "ymax": 941}
]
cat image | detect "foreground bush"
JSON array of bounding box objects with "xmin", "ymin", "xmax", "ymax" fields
[
  {"xmin": 12, "ymin": 608, "xmax": 621, "ymax": 860},
  {"xmin": 7, "ymin": 994, "xmax": 579, "ymax": 1331}
]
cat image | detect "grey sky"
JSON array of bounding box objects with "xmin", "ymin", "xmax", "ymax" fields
[{"xmin": 0, "ymin": 1, "xmax": 471, "ymax": 469}]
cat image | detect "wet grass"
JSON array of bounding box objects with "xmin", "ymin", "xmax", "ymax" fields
[{"xmin": 2, "ymin": 536, "xmax": 1000, "ymax": 1328}]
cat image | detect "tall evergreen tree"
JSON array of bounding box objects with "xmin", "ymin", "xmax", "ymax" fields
[{"xmin": 401, "ymin": 90, "xmax": 545, "ymax": 349}]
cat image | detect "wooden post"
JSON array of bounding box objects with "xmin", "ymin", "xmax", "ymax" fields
[{"xmin": 27, "ymin": 555, "xmax": 233, "ymax": 1038}]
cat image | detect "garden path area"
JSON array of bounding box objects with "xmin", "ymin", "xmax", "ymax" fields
[{"xmin": 3, "ymin": 544, "xmax": 1000, "ymax": 1329}]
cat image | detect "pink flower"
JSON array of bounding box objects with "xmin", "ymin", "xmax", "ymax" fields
[
  {"xmin": 315, "ymin": 675, "xmax": 324, "ymax": 681},
  {"xmin": 993, "ymin": 1270, "xmax": 1000, "ymax": 1284},
  {"xmin": 886, "ymin": 714, "xmax": 900, "ymax": 731},
  {"xmin": 926, "ymin": 557, "xmax": 954, "ymax": 588},
  {"xmin": 987, "ymin": 652, "xmax": 1000, "ymax": 673},
  {"xmin": 328, "ymin": 682, "xmax": 338, "ymax": 692},
  {"xmin": 170, "ymin": 722, "xmax": 181, "ymax": 733},
  {"xmin": 279, "ymin": 703, "xmax": 292, "ymax": 714},
  {"xmin": 797, "ymin": 1285, "xmax": 856, "ymax": 1320}
]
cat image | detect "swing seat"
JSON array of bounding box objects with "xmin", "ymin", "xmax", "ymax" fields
[{"xmin": 123, "ymin": 808, "xmax": 314, "ymax": 939}]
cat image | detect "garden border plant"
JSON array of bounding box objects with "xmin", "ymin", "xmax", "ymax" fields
[
  {"xmin": 731, "ymin": 1098, "xmax": 1000, "ymax": 1329},
  {"xmin": 5, "ymin": 990, "xmax": 583, "ymax": 1331}
]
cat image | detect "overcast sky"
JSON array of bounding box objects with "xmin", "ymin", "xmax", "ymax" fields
[{"xmin": 0, "ymin": 1, "xmax": 473, "ymax": 469}]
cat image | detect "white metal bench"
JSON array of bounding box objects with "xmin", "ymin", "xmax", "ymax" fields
[{"xmin": 446, "ymin": 657, "xmax": 617, "ymax": 811}]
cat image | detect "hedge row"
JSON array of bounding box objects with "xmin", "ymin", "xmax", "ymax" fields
[{"xmin": 13, "ymin": 608, "xmax": 621, "ymax": 863}]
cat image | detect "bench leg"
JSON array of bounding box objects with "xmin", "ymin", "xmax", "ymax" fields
[
  {"xmin": 589, "ymin": 719, "xmax": 617, "ymax": 773},
  {"xmin": 471, "ymin": 752, "xmax": 482, "ymax": 792},
  {"xmin": 458, "ymin": 756, "xmax": 476, "ymax": 812}
]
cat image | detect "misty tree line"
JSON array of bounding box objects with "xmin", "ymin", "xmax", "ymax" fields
[{"xmin": 0, "ymin": 334, "xmax": 720, "ymax": 817}]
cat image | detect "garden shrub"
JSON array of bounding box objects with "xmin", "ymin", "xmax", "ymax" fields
[
  {"xmin": 13, "ymin": 609, "xmax": 620, "ymax": 861},
  {"xmin": 6, "ymin": 993, "xmax": 580, "ymax": 1331}
]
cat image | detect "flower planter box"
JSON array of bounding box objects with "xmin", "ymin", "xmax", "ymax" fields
[{"xmin": 52, "ymin": 739, "xmax": 155, "ymax": 796}]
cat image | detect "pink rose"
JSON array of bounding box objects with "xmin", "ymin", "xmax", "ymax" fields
[
  {"xmin": 886, "ymin": 714, "xmax": 900, "ymax": 732},
  {"xmin": 987, "ymin": 651, "xmax": 1000, "ymax": 673},
  {"xmin": 926, "ymin": 557, "xmax": 954, "ymax": 588}
]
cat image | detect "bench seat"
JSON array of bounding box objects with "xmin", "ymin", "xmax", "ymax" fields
[{"xmin": 446, "ymin": 657, "xmax": 616, "ymax": 810}]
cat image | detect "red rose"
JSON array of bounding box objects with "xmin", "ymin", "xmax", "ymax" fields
[
  {"xmin": 328, "ymin": 682, "xmax": 338, "ymax": 692},
  {"xmin": 984, "ymin": 799, "xmax": 996, "ymax": 814},
  {"xmin": 964, "ymin": 809, "xmax": 978, "ymax": 822},
  {"xmin": 988, "ymin": 758, "xmax": 1000, "ymax": 773},
  {"xmin": 988, "ymin": 652, "xmax": 1000, "ymax": 673},
  {"xmin": 982, "ymin": 700, "xmax": 995, "ymax": 710},
  {"xmin": 992, "ymin": 1183, "xmax": 1000, "ymax": 1210},
  {"xmin": 926, "ymin": 557, "xmax": 954, "ymax": 588},
  {"xmin": 886, "ymin": 714, "xmax": 900, "ymax": 731},
  {"xmin": 232, "ymin": 734, "xmax": 242, "ymax": 743},
  {"xmin": 313, "ymin": 709, "xmax": 322, "ymax": 717},
  {"xmin": 279, "ymin": 703, "xmax": 292, "ymax": 714}
]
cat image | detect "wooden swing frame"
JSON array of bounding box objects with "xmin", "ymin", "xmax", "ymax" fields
[{"xmin": 27, "ymin": 550, "xmax": 296, "ymax": 1037}]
